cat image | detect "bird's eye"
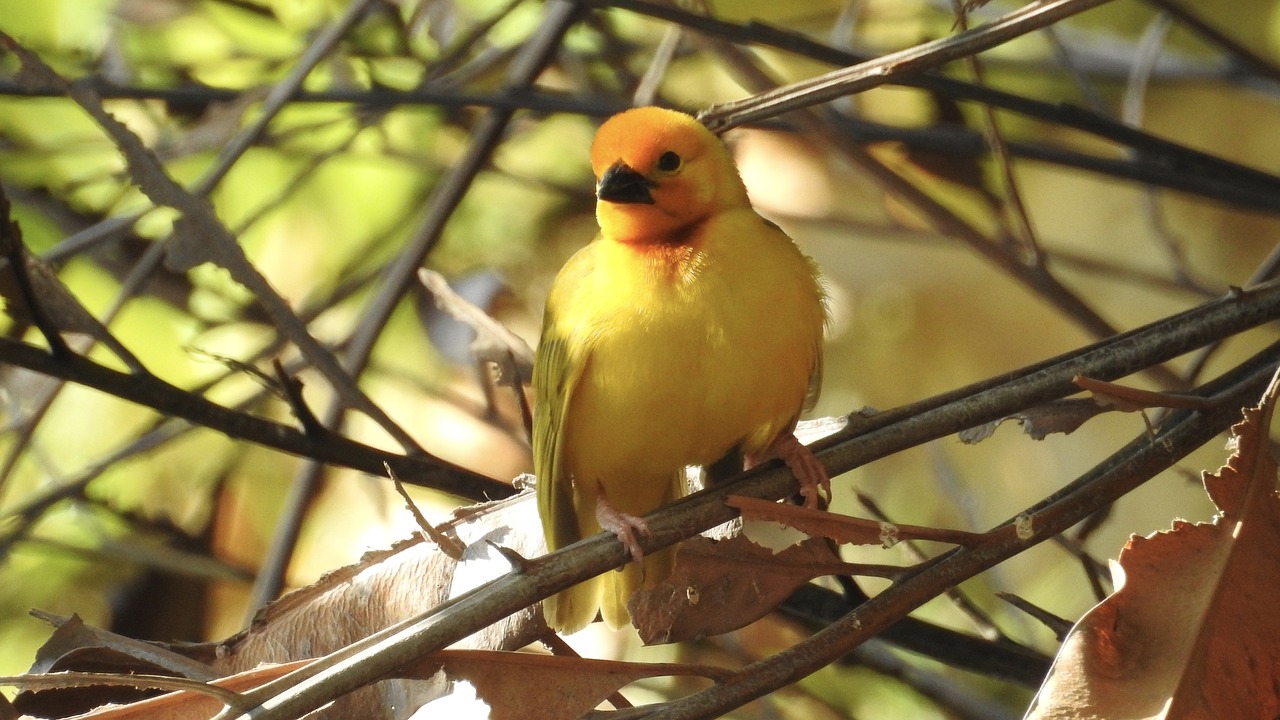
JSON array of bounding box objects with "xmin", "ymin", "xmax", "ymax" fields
[{"xmin": 656, "ymin": 151, "xmax": 681, "ymax": 172}]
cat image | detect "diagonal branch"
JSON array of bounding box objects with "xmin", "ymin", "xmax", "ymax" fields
[
  {"xmin": 0, "ymin": 335, "xmax": 512, "ymax": 501},
  {"xmin": 698, "ymin": 0, "xmax": 1119, "ymax": 131},
  {"xmin": 214, "ymin": 279, "xmax": 1280, "ymax": 720}
]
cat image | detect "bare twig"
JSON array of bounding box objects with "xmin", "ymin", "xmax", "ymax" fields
[
  {"xmin": 387, "ymin": 462, "xmax": 467, "ymax": 560},
  {"xmin": 1074, "ymin": 374, "xmax": 1212, "ymax": 411},
  {"xmin": 1050, "ymin": 534, "xmax": 1112, "ymax": 602},
  {"xmin": 193, "ymin": 0, "xmax": 383, "ymax": 195},
  {"xmin": 0, "ymin": 186, "xmax": 151, "ymax": 503},
  {"xmin": 995, "ymin": 592, "xmax": 1073, "ymax": 640},
  {"xmin": 949, "ymin": 0, "xmax": 1044, "ymax": 267},
  {"xmin": 633, "ymin": 24, "xmax": 684, "ymax": 106},
  {"xmin": 784, "ymin": 581, "xmax": 1050, "ymax": 686},
  {"xmin": 696, "ymin": 0, "xmax": 1118, "ymax": 131},
  {"xmin": 855, "ymin": 490, "xmax": 1004, "ymax": 641},
  {"xmin": 1142, "ymin": 0, "xmax": 1280, "ymax": 84},
  {"xmin": 0, "ymin": 335, "xmax": 512, "ymax": 501},
  {"xmin": 272, "ymin": 359, "xmax": 325, "ymax": 438}
]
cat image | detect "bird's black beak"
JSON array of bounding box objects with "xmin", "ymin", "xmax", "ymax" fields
[{"xmin": 596, "ymin": 161, "xmax": 656, "ymax": 205}]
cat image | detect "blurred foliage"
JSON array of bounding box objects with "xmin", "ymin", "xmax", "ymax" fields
[{"xmin": 1, "ymin": 0, "xmax": 1280, "ymax": 716}]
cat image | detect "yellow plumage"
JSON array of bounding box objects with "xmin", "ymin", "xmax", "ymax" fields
[{"xmin": 534, "ymin": 107, "xmax": 826, "ymax": 634}]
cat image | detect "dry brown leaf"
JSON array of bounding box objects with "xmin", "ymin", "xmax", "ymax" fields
[
  {"xmin": 17, "ymin": 491, "xmax": 547, "ymax": 720},
  {"xmin": 46, "ymin": 662, "xmax": 307, "ymax": 720},
  {"xmin": 728, "ymin": 495, "xmax": 982, "ymax": 547},
  {"xmin": 1026, "ymin": 371, "xmax": 1280, "ymax": 720},
  {"xmin": 217, "ymin": 490, "xmax": 545, "ymax": 663},
  {"xmin": 27, "ymin": 613, "xmax": 218, "ymax": 680},
  {"xmin": 13, "ymin": 614, "xmax": 221, "ymax": 717},
  {"xmin": 629, "ymin": 534, "xmax": 855, "ymax": 645},
  {"xmin": 407, "ymin": 649, "xmax": 728, "ymax": 720}
]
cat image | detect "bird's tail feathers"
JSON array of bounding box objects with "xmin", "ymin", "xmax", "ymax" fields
[
  {"xmin": 600, "ymin": 546, "xmax": 672, "ymax": 629},
  {"xmin": 544, "ymin": 575, "xmax": 602, "ymax": 635},
  {"xmin": 544, "ymin": 469, "xmax": 684, "ymax": 633}
]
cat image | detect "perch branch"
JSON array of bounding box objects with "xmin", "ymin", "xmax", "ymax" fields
[{"xmin": 215, "ymin": 280, "xmax": 1280, "ymax": 720}]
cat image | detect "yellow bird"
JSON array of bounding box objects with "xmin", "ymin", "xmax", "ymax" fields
[{"xmin": 533, "ymin": 107, "xmax": 827, "ymax": 634}]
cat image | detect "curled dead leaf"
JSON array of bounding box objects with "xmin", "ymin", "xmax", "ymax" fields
[
  {"xmin": 406, "ymin": 649, "xmax": 728, "ymax": 720},
  {"xmin": 629, "ymin": 533, "xmax": 862, "ymax": 645},
  {"xmin": 1027, "ymin": 370, "xmax": 1280, "ymax": 719}
]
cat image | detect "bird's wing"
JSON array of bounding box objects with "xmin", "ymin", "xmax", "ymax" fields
[{"xmin": 533, "ymin": 250, "xmax": 595, "ymax": 553}]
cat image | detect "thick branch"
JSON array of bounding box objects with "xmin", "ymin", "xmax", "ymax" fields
[{"xmin": 218, "ymin": 280, "xmax": 1280, "ymax": 720}]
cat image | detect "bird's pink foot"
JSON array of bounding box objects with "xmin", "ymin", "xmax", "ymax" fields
[
  {"xmin": 747, "ymin": 432, "xmax": 830, "ymax": 509},
  {"xmin": 595, "ymin": 487, "xmax": 650, "ymax": 563}
]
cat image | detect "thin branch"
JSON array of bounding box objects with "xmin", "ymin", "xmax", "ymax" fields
[
  {"xmin": 1040, "ymin": 24, "xmax": 1109, "ymax": 113},
  {"xmin": 695, "ymin": 0, "xmax": 1119, "ymax": 131},
  {"xmin": 633, "ymin": 24, "xmax": 683, "ymax": 106},
  {"xmin": 0, "ymin": 80, "xmax": 621, "ymax": 114},
  {"xmin": 842, "ymin": 640, "xmax": 1024, "ymax": 720},
  {"xmin": 857, "ymin": 490, "xmax": 1005, "ymax": 642},
  {"xmin": 995, "ymin": 592, "xmax": 1073, "ymax": 640},
  {"xmin": 0, "ymin": 335, "xmax": 512, "ymax": 501},
  {"xmin": 387, "ymin": 463, "xmax": 467, "ymax": 560},
  {"xmin": 0, "ymin": 187, "xmax": 156, "ymax": 503},
  {"xmin": 783, "ymin": 581, "xmax": 1051, "ymax": 687},
  {"xmin": 1142, "ymin": 0, "xmax": 1280, "ymax": 84},
  {"xmin": 272, "ymin": 359, "xmax": 325, "ymax": 438},
  {"xmin": 190, "ymin": 0, "xmax": 383, "ymax": 196},
  {"xmin": 950, "ymin": 0, "xmax": 1045, "ymax": 267}
]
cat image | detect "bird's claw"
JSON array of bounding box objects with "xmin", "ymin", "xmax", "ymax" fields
[
  {"xmin": 749, "ymin": 432, "xmax": 830, "ymax": 509},
  {"xmin": 595, "ymin": 491, "xmax": 651, "ymax": 563}
]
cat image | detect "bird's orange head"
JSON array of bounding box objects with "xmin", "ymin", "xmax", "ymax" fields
[{"xmin": 589, "ymin": 107, "xmax": 750, "ymax": 245}]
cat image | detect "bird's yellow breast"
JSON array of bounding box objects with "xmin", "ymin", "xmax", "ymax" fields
[{"xmin": 551, "ymin": 209, "xmax": 823, "ymax": 512}]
